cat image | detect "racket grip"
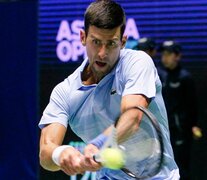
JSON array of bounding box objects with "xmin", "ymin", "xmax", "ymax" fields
[{"xmin": 93, "ymin": 154, "xmax": 102, "ymax": 163}]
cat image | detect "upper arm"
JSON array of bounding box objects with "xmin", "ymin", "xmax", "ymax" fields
[
  {"xmin": 39, "ymin": 81, "xmax": 70, "ymax": 129},
  {"xmin": 121, "ymin": 51, "xmax": 157, "ymax": 99},
  {"xmin": 120, "ymin": 52, "xmax": 156, "ymax": 112}
]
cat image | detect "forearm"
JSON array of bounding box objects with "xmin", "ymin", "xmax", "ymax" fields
[
  {"xmin": 101, "ymin": 109, "xmax": 141, "ymax": 144},
  {"xmin": 39, "ymin": 123, "xmax": 67, "ymax": 171},
  {"xmin": 116, "ymin": 108, "xmax": 141, "ymax": 144},
  {"xmin": 116, "ymin": 94, "xmax": 148, "ymax": 143}
]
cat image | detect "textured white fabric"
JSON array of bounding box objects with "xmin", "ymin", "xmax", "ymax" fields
[{"xmin": 52, "ymin": 145, "xmax": 71, "ymax": 166}]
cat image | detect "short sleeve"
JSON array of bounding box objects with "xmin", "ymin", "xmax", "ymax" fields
[
  {"xmin": 38, "ymin": 80, "xmax": 70, "ymax": 129},
  {"xmin": 122, "ymin": 51, "xmax": 157, "ymax": 99}
]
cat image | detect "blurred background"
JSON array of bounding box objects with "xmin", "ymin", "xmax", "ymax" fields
[{"xmin": 0, "ymin": 0, "xmax": 207, "ymax": 179}]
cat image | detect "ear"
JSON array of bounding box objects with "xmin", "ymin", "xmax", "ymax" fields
[
  {"xmin": 80, "ymin": 29, "xmax": 86, "ymax": 46},
  {"xmin": 121, "ymin": 35, "xmax": 127, "ymax": 49},
  {"xmin": 175, "ymin": 53, "xmax": 182, "ymax": 61},
  {"xmin": 178, "ymin": 53, "xmax": 182, "ymax": 59}
]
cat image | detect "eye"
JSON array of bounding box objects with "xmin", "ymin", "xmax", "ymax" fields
[
  {"xmin": 92, "ymin": 39, "xmax": 101, "ymax": 46},
  {"xmin": 107, "ymin": 41, "xmax": 117, "ymax": 48}
]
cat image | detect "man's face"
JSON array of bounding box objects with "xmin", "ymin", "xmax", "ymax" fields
[
  {"xmin": 145, "ymin": 49, "xmax": 156, "ymax": 58},
  {"xmin": 80, "ymin": 26, "xmax": 127, "ymax": 77},
  {"xmin": 161, "ymin": 51, "xmax": 181, "ymax": 69}
]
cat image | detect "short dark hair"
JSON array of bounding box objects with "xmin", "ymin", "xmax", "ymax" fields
[
  {"xmin": 84, "ymin": 0, "xmax": 126, "ymax": 37},
  {"xmin": 136, "ymin": 38, "xmax": 156, "ymax": 51},
  {"xmin": 160, "ymin": 40, "xmax": 182, "ymax": 55}
]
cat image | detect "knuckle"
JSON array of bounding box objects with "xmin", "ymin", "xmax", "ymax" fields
[
  {"xmin": 60, "ymin": 157, "xmax": 68, "ymax": 165},
  {"xmin": 73, "ymin": 161, "xmax": 81, "ymax": 169}
]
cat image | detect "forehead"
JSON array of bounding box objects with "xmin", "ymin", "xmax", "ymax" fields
[
  {"xmin": 162, "ymin": 51, "xmax": 176, "ymax": 55},
  {"xmin": 87, "ymin": 25, "xmax": 121, "ymax": 40}
]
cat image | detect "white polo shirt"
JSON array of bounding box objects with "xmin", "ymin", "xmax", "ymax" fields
[{"xmin": 39, "ymin": 49, "xmax": 179, "ymax": 179}]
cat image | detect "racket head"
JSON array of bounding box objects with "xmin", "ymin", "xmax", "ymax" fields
[{"xmin": 96, "ymin": 106, "xmax": 164, "ymax": 179}]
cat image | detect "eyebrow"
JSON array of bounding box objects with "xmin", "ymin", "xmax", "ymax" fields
[{"xmin": 90, "ymin": 34, "xmax": 120, "ymax": 41}]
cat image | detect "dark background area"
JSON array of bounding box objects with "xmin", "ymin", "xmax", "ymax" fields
[
  {"xmin": 0, "ymin": 0, "xmax": 206, "ymax": 180},
  {"xmin": 0, "ymin": 1, "xmax": 38, "ymax": 179}
]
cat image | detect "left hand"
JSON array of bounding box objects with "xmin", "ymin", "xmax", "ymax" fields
[{"xmin": 83, "ymin": 144, "xmax": 102, "ymax": 171}]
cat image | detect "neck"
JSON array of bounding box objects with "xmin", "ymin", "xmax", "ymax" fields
[
  {"xmin": 81, "ymin": 65, "xmax": 104, "ymax": 85},
  {"xmin": 165, "ymin": 62, "xmax": 179, "ymax": 70}
]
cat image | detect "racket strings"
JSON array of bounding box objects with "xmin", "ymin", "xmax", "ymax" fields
[
  {"xmin": 118, "ymin": 108, "xmax": 163, "ymax": 179},
  {"xmin": 95, "ymin": 106, "xmax": 164, "ymax": 179}
]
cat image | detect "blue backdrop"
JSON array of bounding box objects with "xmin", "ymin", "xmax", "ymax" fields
[
  {"xmin": 39, "ymin": 0, "xmax": 207, "ymax": 64},
  {"xmin": 0, "ymin": 1, "xmax": 38, "ymax": 179}
]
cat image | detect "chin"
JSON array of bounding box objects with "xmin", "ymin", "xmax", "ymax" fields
[{"xmin": 95, "ymin": 68, "xmax": 111, "ymax": 77}]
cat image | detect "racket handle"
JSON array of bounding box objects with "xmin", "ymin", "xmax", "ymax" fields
[{"xmin": 93, "ymin": 154, "xmax": 102, "ymax": 163}]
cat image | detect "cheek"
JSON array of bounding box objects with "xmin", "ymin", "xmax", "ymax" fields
[
  {"xmin": 108, "ymin": 49, "xmax": 120, "ymax": 64},
  {"xmin": 86, "ymin": 44, "xmax": 96, "ymax": 60},
  {"xmin": 162, "ymin": 55, "xmax": 170, "ymax": 63},
  {"xmin": 168, "ymin": 56, "xmax": 175, "ymax": 63}
]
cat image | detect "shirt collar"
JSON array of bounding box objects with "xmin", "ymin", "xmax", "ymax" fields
[{"xmin": 75, "ymin": 58, "xmax": 118, "ymax": 91}]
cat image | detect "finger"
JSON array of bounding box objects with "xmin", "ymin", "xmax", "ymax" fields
[
  {"xmin": 61, "ymin": 153, "xmax": 82, "ymax": 175},
  {"xmin": 84, "ymin": 154, "xmax": 93, "ymax": 165},
  {"xmin": 61, "ymin": 166, "xmax": 75, "ymax": 176},
  {"xmin": 59, "ymin": 147, "xmax": 86, "ymax": 175},
  {"xmin": 83, "ymin": 145, "xmax": 102, "ymax": 171},
  {"xmin": 85, "ymin": 150, "xmax": 94, "ymax": 158},
  {"xmin": 61, "ymin": 158, "xmax": 77, "ymax": 175},
  {"xmin": 70, "ymin": 155, "xmax": 87, "ymax": 174},
  {"xmin": 83, "ymin": 156, "xmax": 102, "ymax": 171},
  {"xmin": 72, "ymin": 157, "xmax": 84, "ymax": 172},
  {"xmin": 61, "ymin": 161, "xmax": 76, "ymax": 176}
]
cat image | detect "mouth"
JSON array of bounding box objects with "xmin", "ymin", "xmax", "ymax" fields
[{"xmin": 95, "ymin": 61, "xmax": 107, "ymax": 67}]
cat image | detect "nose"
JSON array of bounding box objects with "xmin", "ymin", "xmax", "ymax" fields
[{"xmin": 98, "ymin": 45, "xmax": 107, "ymax": 60}]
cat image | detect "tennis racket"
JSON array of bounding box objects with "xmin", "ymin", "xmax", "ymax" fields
[{"xmin": 94, "ymin": 106, "xmax": 164, "ymax": 179}]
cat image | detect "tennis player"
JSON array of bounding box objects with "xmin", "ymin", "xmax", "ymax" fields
[{"xmin": 39, "ymin": 1, "xmax": 179, "ymax": 179}]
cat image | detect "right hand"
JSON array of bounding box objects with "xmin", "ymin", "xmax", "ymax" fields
[
  {"xmin": 83, "ymin": 144, "xmax": 102, "ymax": 171},
  {"xmin": 192, "ymin": 126, "xmax": 202, "ymax": 139},
  {"xmin": 58, "ymin": 146, "xmax": 86, "ymax": 175}
]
